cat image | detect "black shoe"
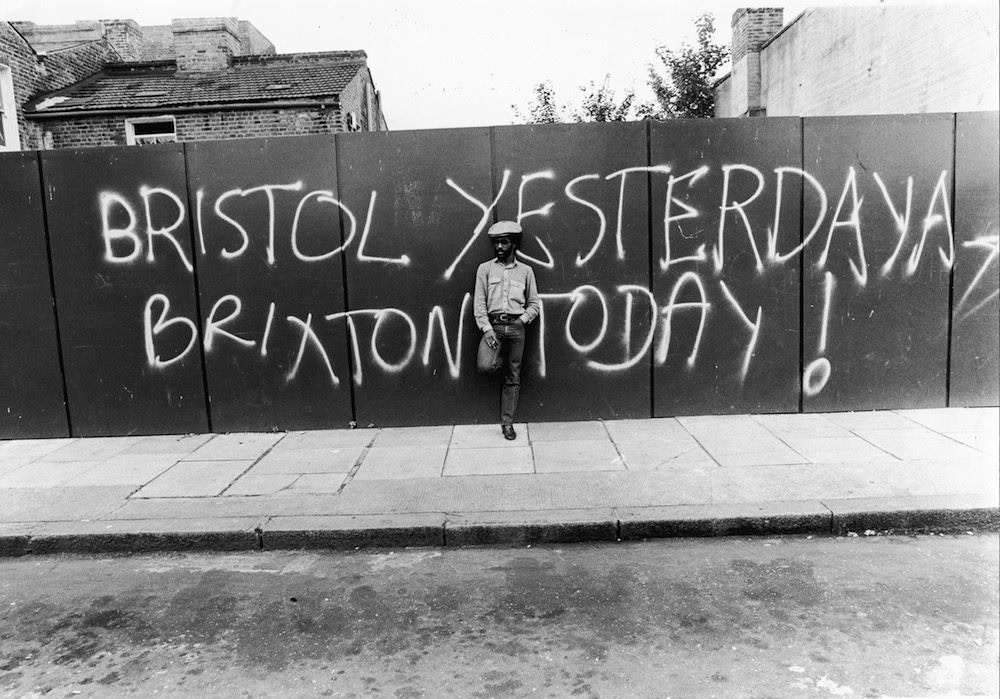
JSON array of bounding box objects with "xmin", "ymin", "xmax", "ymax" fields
[{"xmin": 502, "ymin": 424, "xmax": 516, "ymax": 440}]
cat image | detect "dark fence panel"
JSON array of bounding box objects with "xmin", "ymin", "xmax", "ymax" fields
[
  {"xmin": 337, "ymin": 128, "xmax": 496, "ymax": 427},
  {"xmin": 650, "ymin": 118, "xmax": 802, "ymax": 416},
  {"xmin": 0, "ymin": 152, "xmax": 67, "ymax": 438},
  {"xmin": 492, "ymin": 122, "xmax": 652, "ymax": 421},
  {"xmin": 801, "ymin": 114, "xmax": 955, "ymax": 412},
  {"xmin": 185, "ymin": 137, "xmax": 353, "ymax": 431},
  {"xmin": 3, "ymin": 113, "xmax": 994, "ymax": 440},
  {"xmin": 951, "ymin": 111, "xmax": 1000, "ymax": 407},
  {"xmin": 40, "ymin": 145, "xmax": 208, "ymax": 436}
]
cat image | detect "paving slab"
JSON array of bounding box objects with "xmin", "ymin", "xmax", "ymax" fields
[
  {"xmin": 853, "ymin": 428, "xmax": 987, "ymax": 461},
  {"xmin": 334, "ymin": 470, "xmax": 713, "ymax": 515},
  {"xmin": 614, "ymin": 443, "xmax": 717, "ymax": 471},
  {"xmin": 709, "ymin": 463, "xmax": 908, "ymax": 503},
  {"xmin": 879, "ymin": 460, "xmax": 1000, "ymax": 495},
  {"xmin": 770, "ymin": 435, "xmax": 894, "ymax": 463},
  {"xmin": 40, "ymin": 437, "xmax": 145, "ymax": 462},
  {"xmin": 279, "ymin": 428, "xmax": 378, "ymax": 449},
  {"xmin": 353, "ymin": 445, "xmax": 447, "ymax": 480},
  {"xmin": 678, "ymin": 414, "xmax": 803, "ymax": 464},
  {"xmin": 531, "ymin": 439, "xmax": 624, "ymax": 473},
  {"xmin": 450, "ymin": 423, "xmax": 528, "ymax": 448},
  {"xmin": 603, "ymin": 417, "xmax": 691, "ymax": 441},
  {"xmin": 0, "ymin": 461, "xmax": 103, "ymax": 488},
  {"xmin": 0, "ymin": 486, "xmax": 136, "ymax": 522},
  {"xmin": 63, "ymin": 453, "xmax": 182, "ymax": 487},
  {"xmin": 132, "ymin": 460, "xmax": 255, "ymax": 498},
  {"xmin": 120, "ymin": 434, "xmax": 213, "ymax": 455},
  {"xmin": 750, "ymin": 413, "xmax": 852, "ymax": 438},
  {"xmin": 223, "ymin": 472, "xmax": 347, "ymax": 496},
  {"xmin": 250, "ymin": 446, "xmax": 363, "ymax": 474},
  {"xmin": 527, "ymin": 420, "xmax": 609, "ymax": 442},
  {"xmin": 946, "ymin": 431, "xmax": 1000, "ymax": 456},
  {"xmin": 106, "ymin": 495, "xmax": 286, "ymax": 520},
  {"xmin": 443, "ymin": 446, "xmax": 534, "ymax": 476},
  {"xmin": 896, "ymin": 407, "xmax": 999, "ymax": 433},
  {"xmin": 181, "ymin": 432, "xmax": 282, "ymax": 461},
  {"xmin": 823, "ymin": 410, "xmax": 920, "ymax": 430},
  {"xmin": 0, "ymin": 438, "xmax": 75, "ymax": 459},
  {"xmin": 370, "ymin": 425, "xmax": 454, "ymax": 447},
  {"xmin": 0, "ymin": 458, "xmax": 36, "ymax": 477},
  {"xmin": 287, "ymin": 473, "xmax": 348, "ymax": 493},
  {"xmin": 223, "ymin": 473, "xmax": 299, "ymax": 496}
]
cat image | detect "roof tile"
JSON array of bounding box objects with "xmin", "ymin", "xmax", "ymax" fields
[{"xmin": 27, "ymin": 57, "xmax": 363, "ymax": 113}]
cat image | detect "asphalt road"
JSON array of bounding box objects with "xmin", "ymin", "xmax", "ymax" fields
[{"xmin": 1, "ymin": 534, "xmax": 997, "ymax": 698}]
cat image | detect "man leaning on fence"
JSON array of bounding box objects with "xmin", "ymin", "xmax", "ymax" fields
[{"xmin": 473, "ymin": 220, "xmax": 541, "ymax": 440}]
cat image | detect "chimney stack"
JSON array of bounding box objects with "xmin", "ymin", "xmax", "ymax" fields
[
  {"xmin": 100, "ymin": 19, "xmax": 142, "ymax": 62},
  {"xmin": 730, "ymin": 8, "xmax": 784, "ymax": 116},
  {"xmin": 171, "ymin": 17, "xmax": 240, "ymax": 72}
]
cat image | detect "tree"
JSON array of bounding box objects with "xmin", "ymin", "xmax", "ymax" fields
[
  {"xmin": 572, "ymin": 75, "xmax": 636, "ymax": 123},
  {"xmin": 511, "ymin": 13, "xmax": 728, "ymax": 124},
  {"xmin": 511, "ymin": 81, "xmax": 565, "ymax": 124},
  {"xmin": 645, "ymin": 13, "xmax": 729, "ymax": 118}
]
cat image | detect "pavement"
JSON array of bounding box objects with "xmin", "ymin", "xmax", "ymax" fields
[{"xmin": 0, "ymin": 407, "xmax": 997, "ymax": 556}]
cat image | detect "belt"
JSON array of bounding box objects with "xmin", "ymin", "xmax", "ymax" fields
[{"xmin": 489, "ymin": 312, "xmax": 516, "ymax": 324}]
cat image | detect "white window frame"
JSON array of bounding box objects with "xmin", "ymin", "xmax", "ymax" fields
[
  {"xmin": 0, "ymin": 64, "xmax": 20, "ymax": 152},
  {"xmin": 125, "ymin": 115, "xmax": 177, "ymax": 145}
]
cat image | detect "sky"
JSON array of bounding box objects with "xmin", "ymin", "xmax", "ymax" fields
[{"xmin": 4, "ymin": 0, "xmax": 986, "ymax": 131}]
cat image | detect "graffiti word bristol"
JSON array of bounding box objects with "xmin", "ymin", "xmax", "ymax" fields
[
  {"xmin": 96, "ymin": 162, "xmax": 973, "ymax": 397},
  {"xmin": 99, "ymin": 165, "xmax": 954, "ymax": 281}
]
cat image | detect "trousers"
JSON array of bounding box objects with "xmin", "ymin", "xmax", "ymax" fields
[{"xmin": 492, "ymin": 319, "xmax": 526, "ymax": 426}]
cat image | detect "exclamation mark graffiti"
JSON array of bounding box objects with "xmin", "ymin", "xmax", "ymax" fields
[{"xmin": 803, "ymin": 271, "xmax": 835, "ymax": 397}]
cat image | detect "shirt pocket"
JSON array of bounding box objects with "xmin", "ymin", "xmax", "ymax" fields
[{"xmin": 509, "ymin": 279, "xmax": 526, "ymax": 302}]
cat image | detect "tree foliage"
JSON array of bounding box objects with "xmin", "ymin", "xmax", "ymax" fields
[
  {"xmin": 511, "ymin": 81, "xmax": 565, "ymax": 124},
  {"xmin": 646, "ymin": 13, "xmax": 729, "ymax": 118},
  {"xmin": 512, "ymin": 13, "xmax": 728, "ymax": 124},
  {"xmin": 573, "ymin": 75, "xmax": 636, "ymax": 122}
]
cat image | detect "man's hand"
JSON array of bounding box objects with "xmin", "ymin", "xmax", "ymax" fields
[{"xmin": 483, "ymin": 329, "xmax": 498, "ymax": 350}]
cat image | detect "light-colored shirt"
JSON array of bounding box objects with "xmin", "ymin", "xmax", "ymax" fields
[{"xmin": 473, "ymin": 258, "xmax": 541, "ymax": 333}]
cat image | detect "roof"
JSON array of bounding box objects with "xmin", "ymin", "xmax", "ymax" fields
[{"xmin": 26, "ymin": 53, "xmax": 366, "ymax": 115}]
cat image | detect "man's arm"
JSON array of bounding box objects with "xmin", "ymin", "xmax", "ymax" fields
[
  {"xmin": 473, "ymin": 263, "xmax": 493, "ymax": 333},
  {"xmin": 519, "ymin": 267, "xmax": 541, "ymax": 325}
]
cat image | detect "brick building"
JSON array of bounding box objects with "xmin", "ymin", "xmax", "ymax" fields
[
  {"xmin": 1, "ymin": 20, "xmax": 120, "ymax": 151},
  {"xmin": 1, "ymin": 17, "xmax": 387, "ymax": 151},
  {"xmin": 715, "ymin": 5, "xmax": 999, "ymax": 117}
]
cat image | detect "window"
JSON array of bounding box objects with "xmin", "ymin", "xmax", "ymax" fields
[
  {"xmin": 0, "ymin": 64, "xmax": 20, "ymax": 151},
  {"xmin": 125, "ymin": 116, "xmax": 176, "ymax": 145}
]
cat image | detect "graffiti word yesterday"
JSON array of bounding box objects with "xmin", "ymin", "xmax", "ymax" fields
[{"xmin": 99, "ymin": 165, "xmax": 954, "ymax": 282}]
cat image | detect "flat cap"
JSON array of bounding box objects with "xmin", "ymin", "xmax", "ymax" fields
[{"xmin": 486, "ymin": 220, "xmax": 522, "ymax": 238}]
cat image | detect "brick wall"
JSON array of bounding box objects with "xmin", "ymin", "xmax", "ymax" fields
[
  {"xmin": 2, "ymin": 22, "xmax": 119, "ymax": 149},
  {"xmin": 2, "ymin": 23, "xmax": 38, "ymax": 149},
  {"xmin": 758, "ymin": 5, "xmax": 999, "ymax": 116},
  {"xmin": 35, "ymin": 106, "xmax": 347, "ymax": 148},
  {"xmin": 730, "ymin": 8, "xmax": 783, "ymax": 64},
  {"xmin": 137, "ymin": 26, "xmax": 175, "ymax": 61}
]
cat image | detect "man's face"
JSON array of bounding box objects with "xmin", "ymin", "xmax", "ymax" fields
[{"xmin": 494, "ymin": 236, "xmax": 514, "ymax": 262}]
